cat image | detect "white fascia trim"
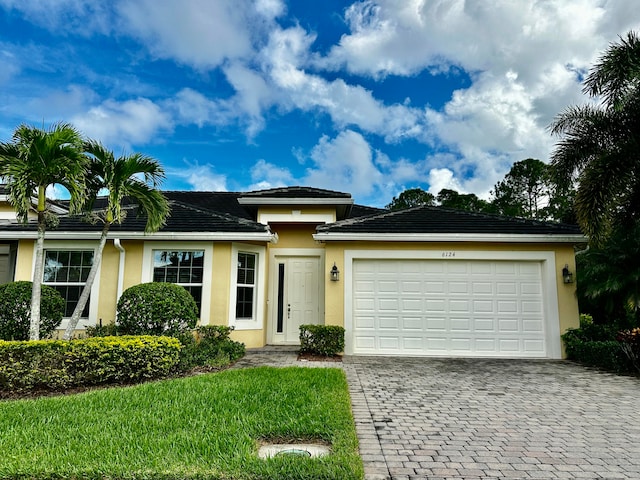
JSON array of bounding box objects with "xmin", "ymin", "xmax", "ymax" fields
[
  {"xmin": 313, "ymin": 232, "xmax": 587, "ymax": 243},
  {"xmin": 258, "ymin": 212, "xmax": 335, "ymax": 224},
  {"xmin": 141, "ymin": 241, "xmax": 214, "ymax": 325},
  {"xmin": 238, "ymin": 197, "xmax": 353, "ymax": 206},
  {"xmin": 342, "ymin": 249, "xmax": 562, "ymax": 359},
  {"xmin": 0, "ymin": 231, "xmax": 275, "ymax": 242},
  {"xmin": 229, "ymin": 243, "xmax": 267, "ymax": 331}
]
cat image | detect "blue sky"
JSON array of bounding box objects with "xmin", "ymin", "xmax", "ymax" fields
[{"xmin": 1, "ymin": 1, "xmax": 639, "ymax": 207}]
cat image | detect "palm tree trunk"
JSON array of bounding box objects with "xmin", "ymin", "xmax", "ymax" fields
[
  {"xmin": 63, "ymin": 222, "xmax": 110, "ymax": 340},
  {"xmin": 29, "ymin": 212, "xmax": 46, "ymax": 341}
]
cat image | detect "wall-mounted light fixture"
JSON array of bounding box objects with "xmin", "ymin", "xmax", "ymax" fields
[
  {"xmin": 330, "ymin": 262, "xmax": 340, "ymax": 282},
  {"xmin": 562, "ymin": 264, "xmax": 574, "ymax": 284}
]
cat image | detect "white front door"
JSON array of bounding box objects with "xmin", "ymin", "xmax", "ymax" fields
[{"xmin": 271, "ymin": 256, "xmax": 322, "ymax": 344}]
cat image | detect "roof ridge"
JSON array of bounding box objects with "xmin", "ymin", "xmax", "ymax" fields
[{"xmin": 319, "ymin": 205, "xmax": 411, "ymax": 229}]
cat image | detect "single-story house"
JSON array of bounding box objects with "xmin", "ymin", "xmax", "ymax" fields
[{"xmin": 0, "ymin": 185, "xmax": 585, "ymax": 358}]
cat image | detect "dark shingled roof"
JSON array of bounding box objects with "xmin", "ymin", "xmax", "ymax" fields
[
  {"xmin": 316, "ymin": 205, "xmax": 583, "ymax": 236},
  {"xmin": 239, "ymin": 186, "xmax": 352, "ymax": 199},
  {"xmin": 0, "ymin": 187, "xmax": 581, "ymax": 238}
]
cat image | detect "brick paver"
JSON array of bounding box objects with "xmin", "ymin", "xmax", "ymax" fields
[{"xmin": 235, "ymin": 350, "xmax": 640, "ymax": 479}]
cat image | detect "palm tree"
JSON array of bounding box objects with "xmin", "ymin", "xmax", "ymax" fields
[
  {"xmin": 62, "ymin": 141, "xmax": 170, "ymax": 340},
  {"xmin": 549, "ymin": 31, "xmax": 640, "ymax": 245},
  {"xmin": 0, "ymin": 123, "xmax": 87, "ymax": 340}
]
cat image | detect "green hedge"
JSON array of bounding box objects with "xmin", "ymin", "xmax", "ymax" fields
[
  {"xmin": 299, "ymin": 324, "xmax": 345, "ymax": 356},
  {"xmin": 562, "ymin": 314, "xmax": 634, "ymax": 373},
  {"xmin": 0, "ymin": 336, "xmax": 182, "ymax": 392},
  {"xmin": 176, "ymin": 325, "xmax": 246, "ymax": 371}
]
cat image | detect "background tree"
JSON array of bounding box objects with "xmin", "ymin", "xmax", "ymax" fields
[
  {"xmin": 0, "ymin": 123, "xmax": 87, "ymax": 340},
  {"xmin": 491, "ymin": 158, "xmax": 552, "ymax": 219},
  {"xmin": 550, "ymin": 31, "xmax": 640, "ymax": 245},
  {"xmin": 386, "ymin": 187, "xmax": 435, "ymax": 210},
  {"xmin": 436, "ymin": 188, "xmax": 495, "ymax": 213},
  {"xmin": 63, "ymin": 141, "xmax": 169, "ymax": 339},
  {"xmin": 576, "ymin": 223, "xmax": 640, "ymax": 326}
]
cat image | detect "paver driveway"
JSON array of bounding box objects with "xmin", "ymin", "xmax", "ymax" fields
[{"xmin": 343, "ymin": 357, "xmax": 640, "ymax": 480}]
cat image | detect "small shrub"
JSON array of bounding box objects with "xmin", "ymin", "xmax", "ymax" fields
[
  {"xmin": 299, "ymin": 324, "xmax": 345, "ymax": 356},
  {"xmin": 85, "ymin": 322, "xmax": 119, "ymax": 337},
  {"xmin": 0, "ymin": 281, "xmax": 64, "ymax": 340},
  {"xmin": 562, "ymin": 314, "xmax": 633, "ymax": 372},
  {"xmin": 117, "ymin": 282, "xmax": 198, "ymax": 336},
  {"xmin": 176, "ymin": 325, "xmax": 245, "ymax": 371},
  {"xmin": 617, "ymin": 328, "xmax": 640, "ymax": 372},
  {"xmin": 0, "ymin": 336, "xmax": 181, "ymax": 392}
]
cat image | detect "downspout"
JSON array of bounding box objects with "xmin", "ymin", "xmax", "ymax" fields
[{"xmin": 113, "ymin": 239, "xmax": 126, "ymax": 305}]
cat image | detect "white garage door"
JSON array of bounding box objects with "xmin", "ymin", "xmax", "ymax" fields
[{"xmin": 352, "ymin": 259, "xmax": 547, "ymax": 357}]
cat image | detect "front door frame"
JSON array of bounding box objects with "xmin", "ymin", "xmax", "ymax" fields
[{"xmin": 267, "ymin": 248, "xmax": 325, "ymax": 345}]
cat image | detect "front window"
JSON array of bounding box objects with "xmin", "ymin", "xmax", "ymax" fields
[
  {"xmin": 152, "ymin": 250, "xmax": 204, "ymax": 314},
  {"xmin": 236, "ymin": 252, "xmax": 256, "ymax": 319},
  {"xmin": 43, "ymin": 250, "xmax": 93, "ymax": 317}
]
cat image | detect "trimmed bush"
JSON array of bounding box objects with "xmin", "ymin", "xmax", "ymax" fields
[
  {"xmin": 85, "ymin": 322, "xmax": 119, "ymax": 337},
  {"xmin": 0, "ymin": 336, "xmax": 181, "ymax": 392},
  {"xmin": 0, "ymin": 281, "xmax": 64, "ymax": 340},
  {"xmin": 117, "ymin": 282, "xmax": 198, "ymax": 336},
  {"xmin": 176, "ymin": 325, "xmax": 245, "ymax": 371},
  {"xmin": 299, "ymin": 324, "xmax": 345, "ymax": 356},
  {"xmin": 562, "ymin": 314, "xmax": 634, "ymax": 373}
]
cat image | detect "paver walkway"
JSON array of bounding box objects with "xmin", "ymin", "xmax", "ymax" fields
[{"xmin": 234, "ymin": 349, "xmax": 640, "ymax": 479}]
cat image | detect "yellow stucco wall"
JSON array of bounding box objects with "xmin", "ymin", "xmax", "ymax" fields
[
  {"xmin": 269, "ymin": 223, "xmax": 323, "ymax": 249},
  {"xmin": 96, "ymin": 243, "xmax": 120, "ymax": 324}
]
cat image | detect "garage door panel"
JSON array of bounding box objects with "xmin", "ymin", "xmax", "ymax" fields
[
  {"xmin": 472, "ymin": 282, "xmax": 493, "ymax": 294},
  {"xmin": 426, "ymin": 317, "xmax": 447, "ymax": 331},
  {"xmin": 496, "ymin": 282, "xmax": 517, "ymax": 295},
  {"xmin": 352, "ymin": 259, "xmax": 547, "ymax": 358},
  {"xmin": 474, "ymin": 318, "xmax": 495, "ymax": 331},
  {"xmin": 426, "ymin": 281, "xmax": 446, "ymax": 293},
  {"xmin": 522, "ymin": 301, "xmax": 542, "ymax": 313},
  {"xmin": 473, "ymin": 300, "xmax": 494, "ymax": 312},
  {"xmin": 403, "ymin": 317, "xmax": 423, "ymax": 330},
  {"xmin": 498, "ymin": 300, "xmax": 518, "ymax": 313}
]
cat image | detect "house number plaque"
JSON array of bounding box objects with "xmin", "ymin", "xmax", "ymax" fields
[{"xmin": 441, "ymin": 251, "xmax": 456, "ymax": 257}]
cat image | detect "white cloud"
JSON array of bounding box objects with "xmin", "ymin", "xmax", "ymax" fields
[
  {"xmin": 0, "ymin": 0, "xmax": 113, "ymax": 35},
  {"xmin": 72, "ymin": 98, "xmax": 172, "ymax": 146},
  {"xmin": 317, "ymin": 0, "xmax": 640, "ymax": 194},
  {"xmin": 168, "ymin": 161, "xmax": 228, "ymax": 192},
  {"xmin": 427, "ymin": 168, "xmax": 463, "ymax": 196},
  {"xmin": 117, "ymin": 0, "xmax": 283, "ymax": 69},
  {"xmin": 26, "ymin": 85, "xmax": 98, "ymax": 120},
  {"xmin": 248, "ymin": 159, "xmax": 295, "ymax": 190},
  {"xmin": 263, "ymin": 25, "xmax": 426, "ymax": 142},
  {"xmin": 302, "ymin": 130, "xmax": 383, "ymax": 198}
]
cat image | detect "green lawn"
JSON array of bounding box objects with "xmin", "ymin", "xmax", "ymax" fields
[{"xmin": 0, "ymin": 367, "xmax": 363, "ymax": 480}]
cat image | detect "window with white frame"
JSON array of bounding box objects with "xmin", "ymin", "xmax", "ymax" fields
[
  {"xmin": 229, "ymin": 244, "xmax": 265, "ymax": 330},
  {"xmin": 43, "ymin": 250, "xmax": 93, "ymax": 317},
  {"xmin": 152, "ymin": 250, "xmax": 204, "ymax": 314},
  {"xmin": 235, "ymin": 252, "xmax": 256, "ymax": 319}
]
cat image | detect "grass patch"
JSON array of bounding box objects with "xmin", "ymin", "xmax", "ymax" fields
[{"xmin": 0, "ymin": 367, "xmax": 363, "ymax": 480}]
